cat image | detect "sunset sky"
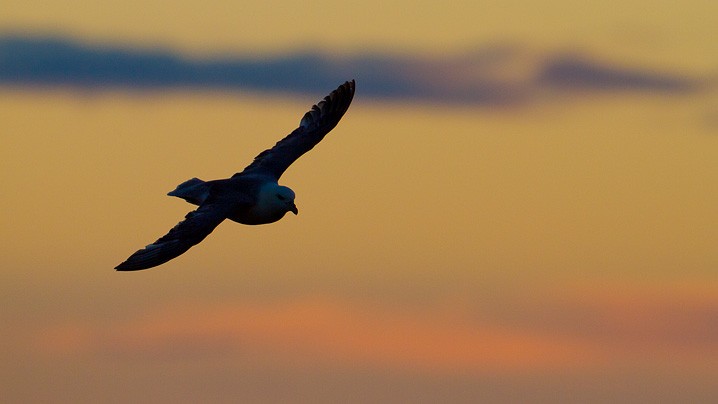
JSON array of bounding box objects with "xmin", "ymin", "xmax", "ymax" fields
[{"xmin": 1, "ymin": 1, "xmax": 717, "ymax": 402}]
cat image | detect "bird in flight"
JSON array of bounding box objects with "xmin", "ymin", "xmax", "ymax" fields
[{"xmin": 115, "ymin": 80, "xmax": 355, "ymax": 271}]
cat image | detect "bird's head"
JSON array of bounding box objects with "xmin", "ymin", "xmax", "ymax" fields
[
  {"xmin": 275, "ymin": 185, "xmax": 298, "ymax": 215},
  {"xmin": 260, "ymin": 183, "xmax": 298, "ymax": 216}
]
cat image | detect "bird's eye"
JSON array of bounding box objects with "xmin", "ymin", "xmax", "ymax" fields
[{"xmin": 276, "ymin": 194, "xmax": 286, "ymax": 201}]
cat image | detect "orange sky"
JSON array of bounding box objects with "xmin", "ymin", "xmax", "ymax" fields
[{"xmin": 1, "ymin": 1, "xmax": 717, "ymax": 402}]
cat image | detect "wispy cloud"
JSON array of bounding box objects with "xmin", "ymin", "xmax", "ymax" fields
[
  {"xmin": 537, "ymin": 54, "xmax": 699, "ymax": 92},
  {"xmin": 34, "ymin": 298, "xmax": 598, "ymax": 372},
  {"xmin": 32, "ymin": 282, "xmax": 718, "ymax": 374},
  {"xmin": 0, "ymin": 34, "xmax": 709, "ymax": 106}
]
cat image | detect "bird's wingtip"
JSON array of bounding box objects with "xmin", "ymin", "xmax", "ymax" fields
[
  {"xmin": 114, "ymin": 257, "xmax": 149, "ymax": 271},
  {"xmin": 299, "ymin": 79, "xmax": 356, "ymax": 129},
  {"xmin": 114, "ymin": 262, "xmax": 131, "ymax": 271}
]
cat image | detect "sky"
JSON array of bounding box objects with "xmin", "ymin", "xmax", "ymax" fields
[{"xmin": 1, "ymin": 1, "xmax": 717, "ymax": 403}]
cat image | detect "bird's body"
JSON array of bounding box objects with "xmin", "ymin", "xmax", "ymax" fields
[
  {"xmin": 115, "ymin": 80, "xmax": 355, "ymax": 271},
  {"xmin": 167, "ymin": 177, "xmax": 294, "ymax": 225}
]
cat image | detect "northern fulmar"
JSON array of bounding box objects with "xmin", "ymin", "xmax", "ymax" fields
[{"xmin": 115, "ymin": 80, "xmax": 355, "ymax": 271}]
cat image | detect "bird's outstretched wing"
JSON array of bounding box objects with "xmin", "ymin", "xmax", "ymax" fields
[
  {"xmin": 235, "ymin": 80, "xmax": 355, "ymax": 180},
  {"xmin": 115, "ymin": 201, "xmax": 230, "ymax": 271}
]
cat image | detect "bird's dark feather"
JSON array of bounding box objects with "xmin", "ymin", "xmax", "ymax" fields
[
  {"xmin": 115, "ymin": 198, "xmax": 232, "ymax": 271},
  {"xmin": 234, "ymin": 80, "xmax": 355, "ymax": 180}
]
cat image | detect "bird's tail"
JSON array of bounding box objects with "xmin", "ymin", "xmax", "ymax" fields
[{"xmin": 167, "ymin": 177, "xmax": 209, "ymax": 206}]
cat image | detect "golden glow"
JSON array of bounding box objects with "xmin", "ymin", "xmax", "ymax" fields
[{"xmin": 1, "ymin": 0, "xmax": 717, "ymax": 401}]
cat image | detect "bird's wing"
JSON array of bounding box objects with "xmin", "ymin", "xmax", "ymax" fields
[
  {"xmin": 234, "ymin": 80, "xmax": 355, "ymax": 180},
  {"xmin": 115, "ymin": 199, "xmax": 232, "ymax": 271}
]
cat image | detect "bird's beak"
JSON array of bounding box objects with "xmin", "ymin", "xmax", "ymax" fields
[{"xmin": 290, "ymin": 203, "xmax": 298, "ymax": 215}]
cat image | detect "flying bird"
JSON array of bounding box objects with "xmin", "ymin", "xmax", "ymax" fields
[{"xmin": 115, "ymin": 80, "xmax": 355, "ymax": 271}]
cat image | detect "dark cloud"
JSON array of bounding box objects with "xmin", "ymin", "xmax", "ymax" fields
[
  {"xmin": 537, "ymin": 54, "xmax": 699, "ymax": 92},
  {"xmin": 0, "ymin": 34, "xmax": 708, "ymax": 105},
  {"xmin": 0, "ymin": 35, "xmax": 342, "ymax": 92}
]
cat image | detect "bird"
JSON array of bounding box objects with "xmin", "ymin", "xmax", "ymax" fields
[{"xmin": 115, "ymin": 80, "xmax": 355, "ymax": 271}]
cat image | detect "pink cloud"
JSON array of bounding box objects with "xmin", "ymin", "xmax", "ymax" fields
[{"xmin": 32, "ymin": 283, "xmax": 718, "ymax": 374}]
